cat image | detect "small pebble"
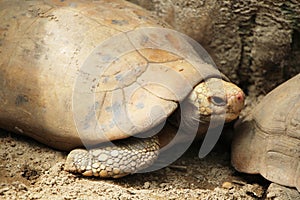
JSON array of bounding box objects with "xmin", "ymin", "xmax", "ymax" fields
[
  {"xmin": 222, "ymin": 182, "xmax": 233, "ymax": 189},
  {"xmin": 17, "ymin": 150, "xmax": 24, "ymax": 156},
  {"xmin": 10, "ymin": 141, "xmax": 16, "ymax": 147},
  {"xmin": 0, "ymin": 187, "xmax": 10, "ymax": 195},
  {"xmin": 17, "ymin": 183, "xmax": 27, "ymax": 191},
  {"xmin": 143, "ymin": 181, "xmax": 150, "ymax": 189}
]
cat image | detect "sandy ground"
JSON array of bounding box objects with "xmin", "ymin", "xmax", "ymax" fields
[{"xmin": 0, "ymin": 129, "xmax": 291, "ymax": 200}]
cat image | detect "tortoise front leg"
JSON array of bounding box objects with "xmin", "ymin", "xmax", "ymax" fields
[{"xmin": 64, "ymin": 136, "xmax": 159, "ymax": 178}]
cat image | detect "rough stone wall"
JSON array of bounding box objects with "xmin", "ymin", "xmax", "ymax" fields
[{"xmin": 128, "ymin": 0, "xmax": 300, "ymax": 96}]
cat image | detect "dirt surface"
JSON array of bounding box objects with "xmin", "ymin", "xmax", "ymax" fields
[{"xmin": 0, "ymin": 129, "xmax": 268, "ymax": 200}]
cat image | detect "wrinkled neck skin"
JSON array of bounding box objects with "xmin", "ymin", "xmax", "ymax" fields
[
  {"xmin": 168, "ymin": 97, "xmax": 225, "ymax": 142},
  {"xmin": 159, "ymin": 100, "xmax": 225, "ymax": 149},
  {"xmin": 167, "ymin": 102, "xmax": 206, "ymax": 146}
]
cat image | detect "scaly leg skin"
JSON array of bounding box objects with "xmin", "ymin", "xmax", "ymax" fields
[{"xmin": 64, "ymin": 136, "xmax": 160, "ymax": 178}]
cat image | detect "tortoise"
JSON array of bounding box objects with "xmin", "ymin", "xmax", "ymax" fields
[
  {"xmin": 231, "ymin": 73, "xmax": 300, "ymax": 192},
  {"xmin": 0, "ymin": 0, "xmax": 244, "ymax": 178}
]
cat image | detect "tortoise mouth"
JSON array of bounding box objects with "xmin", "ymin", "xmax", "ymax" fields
[
  {"xmin": 199, "ymin": 111, "xmax": 239, "ymax": 125},
  {"xmin": 199, "ymin": 112, "xmax": 225, "ymax": 124}
]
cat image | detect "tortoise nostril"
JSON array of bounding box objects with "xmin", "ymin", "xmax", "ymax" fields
[
  {"xmin": 210, "ymin": 96, "xmax": 226, "ymax": 106},
  {"xmin": 236, "ymin": 92, "xmax": 244, "ymax": 102}
]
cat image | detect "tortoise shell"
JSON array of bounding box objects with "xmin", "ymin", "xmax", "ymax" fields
[
  {"xmin": 232, "ymin": 74, "xmax": 300, "ymax": 191},
  {"xmin": 0, "ymin": 0, "xmax": 221, "ymax": 150}
]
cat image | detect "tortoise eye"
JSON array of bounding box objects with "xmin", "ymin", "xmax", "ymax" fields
[{"xmin": 210, "ymin": 96, "xmax": 226, "ymax": 106}]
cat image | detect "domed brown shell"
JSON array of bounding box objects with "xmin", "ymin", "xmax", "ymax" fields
[
  {"xmin": 232, "ymin": 74, "xmax": 300, "ymax": 191},
  {"xmin": 0, "ymin": 0, "xmax": 221, "ymax": 150}
]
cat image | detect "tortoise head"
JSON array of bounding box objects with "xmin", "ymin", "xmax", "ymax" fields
[{"xmin": 181, "ymin": 78, "xmax": 245, "ymax": 130}]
